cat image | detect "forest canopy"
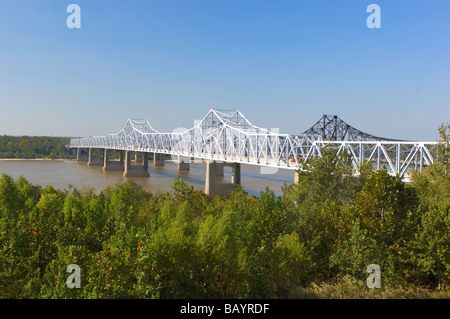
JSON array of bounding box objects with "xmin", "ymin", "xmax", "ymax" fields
[
  {"xmin": 0, "ymin": 135, "xmax": 74, "ymax": 159},
  {"xmin": 0, "ymin": 124, "xmax": 448, "ymax": 299}
]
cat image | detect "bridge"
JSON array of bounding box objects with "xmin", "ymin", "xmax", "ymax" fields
[{"xmin": 70, "ymin": 109, "xmax": 438, "ymax": 196}]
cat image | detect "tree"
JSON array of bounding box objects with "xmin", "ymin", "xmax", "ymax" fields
[
  {"xmin": 412, "ymin": 203, "xmax": 450, "ymax": 288},
  {"xmin": 410, "ymin": 123, "xmax": 450, "ymax": 288},
  {"xmin": 437, "ymin": 123, "xmax": 450, "ymax": 175},
  {"xmin": 0, "ymin": 135, "xmax": 75, "ymax": 159},
  {"xmin": 0, "ymin": 173, "xmax": 19, "ymax": 215},
  {"xmin": 353, "ymin": 169, "xmax": 420, "ymax": 282},
  {"xmin": 281, "ymin": 147, "xmax": 362, "ymax": 281},
  {"xmin": 283, "ymin": 147, "xmax": 359, "ymax": 216},
  {"xmin": 274, "ymin": 231, "xmax": 312, "ymax": 297},
  {"xmin": 329, "ymin": 218, "xmax": 377, "ymax": 279}
]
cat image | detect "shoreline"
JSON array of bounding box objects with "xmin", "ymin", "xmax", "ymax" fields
[{"xmin": 0, "ymin": 158, "xmax": 75, "ymax": 162}]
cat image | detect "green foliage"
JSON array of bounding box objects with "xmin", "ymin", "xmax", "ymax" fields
[
  {"xmin": 0, "ymin": 135, "xmax": 74, "ymax": 159},
  {"xmin": 329, "ymin": 219, "xmax": 377, "ymax": 279},
  {"xmin": 409, "ymin": 123, "xmax": 450, "ymax": 288},
  {"xmin": 284, "ymin": 147, "xmax": 357, "ymax": 212},
  {"xmin": 437, "ymin": 123, "xmax": 450, "ymax": 175},
  {"xmin": 0, "ymin": 124, "xmax": 449, "ymax": 298},
  {"xmin": 412, "ymin": 205, "xmax": 450, "ymax": 288}
]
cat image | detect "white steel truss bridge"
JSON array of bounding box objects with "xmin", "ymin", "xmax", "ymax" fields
[{"xmin": 70, "ymin": 109, "xmax": 438, "ymax": 179}]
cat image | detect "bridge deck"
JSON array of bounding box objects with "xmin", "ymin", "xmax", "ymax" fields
[{"xmin": 70, "ymin": 109, "xmax": 438, "ymax": 178}]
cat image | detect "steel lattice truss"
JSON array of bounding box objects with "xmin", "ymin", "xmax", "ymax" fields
[
  {"xmin": 70, "ymin": 109, "xmax": 438, "ymax": 178},
  {"xmin": 302, "ymin": 115, "xmax": 397, "ymax": 141}
]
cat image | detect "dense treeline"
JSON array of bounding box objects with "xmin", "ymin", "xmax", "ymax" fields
[
  {"xmin": 0, "ymin": 125, "xmax": 448, "ymax": 299},
  {"xmin": 0, "ymin": 135, "xmax": 74, "ymax": 159}
]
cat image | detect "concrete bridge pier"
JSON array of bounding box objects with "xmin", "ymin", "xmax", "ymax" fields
[
  {"xmin": 205, "ymin": 161, "xmax": 241, "ymax": 196},
  {"xmin": 88, "ymin": 148, "xmax": 104, "ymax": 166},
  {"xmin": 153, "ymin": 152, "xmax": 165, "ymax": 167},
  {"xmin": 294, "ymin": 171, "xmax": 300, "ymax": 183},
  {"xmin": 103, "ymin": 149, "xmax": 125, "ymax": 171},
  {"xmin": 123, "ymin": 151, "xmax": 150, "ymax": 177},
  {"xmin": 76, "ymin": 148, "xmax": 89, "ymax": 162},
  {"xmin": 214, "ymin": 162, "xmax": 224, "ymax": 177},
  {"xmin": 134, "ymin": 153, "xmax": 144, "ymax": 164},
  {"xmin": 177, "ymin": 155, "xmax": 190, "ymax": 172}
]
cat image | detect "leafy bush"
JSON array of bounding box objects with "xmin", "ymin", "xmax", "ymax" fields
[{"xmin": 0, "ymin": 124, "xmax": 448, "ymax": 298}]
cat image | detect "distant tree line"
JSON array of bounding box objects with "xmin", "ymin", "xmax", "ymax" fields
[
  {"xmin": 0, "ymin": 124, "xmax": 448, "ymax": 299},
  {"xmin": 0, "ymin": 136, "xmax": 75, "ymax": 159}
]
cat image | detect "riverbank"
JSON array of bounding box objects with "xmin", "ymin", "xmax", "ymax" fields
[{"xmin": 0, "ymin": 158, "xmax": 74, "ymax": 161}]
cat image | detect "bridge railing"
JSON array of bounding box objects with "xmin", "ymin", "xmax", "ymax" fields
[
  {"xmin": 69, "ymin": 110, "xmax": 439, "ymax": 178},
  {"xmin": 309, "ymin": 141, "xmax": 439, "ymax": 177},
  {"xmin": 70, "ymin": 132, "xmax": 438, "ymax": 178}
]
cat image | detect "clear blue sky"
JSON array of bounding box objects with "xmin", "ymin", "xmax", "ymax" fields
[{"xmin": 0, "ymin": 0, "xmax": 449, "ymax": 140}]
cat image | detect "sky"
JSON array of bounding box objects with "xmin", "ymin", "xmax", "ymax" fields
[{"xmin": 0, "ymin": 0, "xmax": 449, "ymax": 140}]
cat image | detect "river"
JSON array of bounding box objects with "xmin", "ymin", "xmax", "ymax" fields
[{"xmin": 0, "ymin": 159, "xmax": 296, "ymax": 197}]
